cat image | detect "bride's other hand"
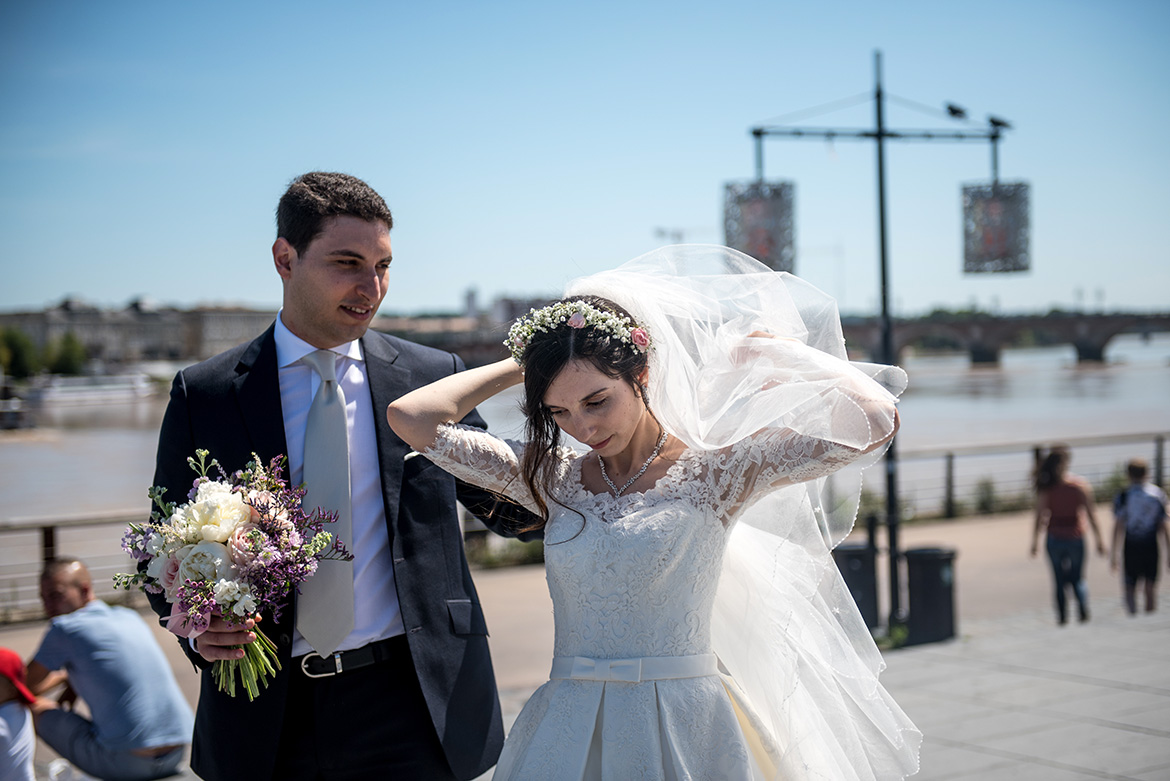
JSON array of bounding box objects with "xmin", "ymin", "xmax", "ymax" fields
[{"xmin": 732, "ymin": 330, "xmax": 783, "ymax": 366}]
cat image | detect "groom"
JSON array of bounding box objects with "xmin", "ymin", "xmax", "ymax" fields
[{"xmin": 150, "ymin": 171, "xmax": 536, "ymax": 780}]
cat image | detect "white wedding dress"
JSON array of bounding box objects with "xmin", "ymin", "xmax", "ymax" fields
[
  {"xmin": 429, "ymin": 246, "xmax": 921, "ymax": 779},
  {"xmin": 426, "ymin": 423, "xmax": 918, "ymax": 780}
]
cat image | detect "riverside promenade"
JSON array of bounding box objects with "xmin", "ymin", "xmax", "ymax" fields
[{"xmin": 4, "ymin": 507, "xmax": 1168, "ymax": 780}]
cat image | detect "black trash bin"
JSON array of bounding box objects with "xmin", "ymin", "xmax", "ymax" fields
[
  {"xmin": 833, "ymin": 543, "xmax": 879, "ymax": 629},
  {"xmin": 904, "ymin": 547, "xmax": 957, "ymax": 646}
]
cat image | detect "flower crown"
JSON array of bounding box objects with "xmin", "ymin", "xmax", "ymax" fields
[{"xmin": 505, "ymin": 300, "xmax": 652, "ymax": 365}]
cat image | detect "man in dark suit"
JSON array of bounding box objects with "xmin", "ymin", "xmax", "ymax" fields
[{"xmin": 150, "ymin": 171, "xmax": 534, "ymax": 780}]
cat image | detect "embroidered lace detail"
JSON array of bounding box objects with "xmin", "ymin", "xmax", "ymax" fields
[{"xmin": 423, "ymin": 421, "xmax": 874, "ymax": 778}]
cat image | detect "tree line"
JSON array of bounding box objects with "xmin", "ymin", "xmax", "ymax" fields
[{"xmin": 0, "ymin": 329, "xmax": 87, "ymax": 379}]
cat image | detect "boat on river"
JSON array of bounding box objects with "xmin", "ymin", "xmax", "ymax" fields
[{"xmin": 26, "ymin": 373, "xmax": 155, "ymax": 405}]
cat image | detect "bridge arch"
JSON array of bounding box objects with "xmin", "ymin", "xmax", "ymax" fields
[{"xmin": 840, "ymin": 313, "xmax": 1170, "ymax": 366}]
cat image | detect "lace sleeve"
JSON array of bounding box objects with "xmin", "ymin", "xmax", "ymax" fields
[
  {"xmin": 707, "ymin": 428, "xmax": 870, "ymax": 524},
  {"xmin": 421, "ymin": 422, "xmax": 541, "ymax": 514}
]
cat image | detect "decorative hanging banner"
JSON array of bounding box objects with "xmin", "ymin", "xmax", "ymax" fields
[
  {"xmin": 723, "ymin": 181, "xmax": 795, "ymax": 273},
  {"xmin": 962, "ymin": 182, "xmax": 1030, "ymax": 273}
]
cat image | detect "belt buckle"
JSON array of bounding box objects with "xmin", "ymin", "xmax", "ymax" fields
[{"xmin": 299, "ymin": 651, "xmax": 344, "ymax": 678}]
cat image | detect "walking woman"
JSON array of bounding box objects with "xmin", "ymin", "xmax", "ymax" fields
[{"xmin": 1030, "ymin": 445, "xmax": 1107, "ymax": 624}]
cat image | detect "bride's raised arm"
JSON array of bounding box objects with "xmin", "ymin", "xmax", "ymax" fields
[
  {"xmin": 386, "ymin": 357, "xmax": 523, "ymax": 453},
  {"xmin": 699, "ymin": 332, "xmax": 901, "ymax": 524},
  {"xmin": 736, "ymin": 330, "xmax": 900, "ymax": 452},
  {"xmin": 386, "ymin": 357, "xmax": 544, "ymax": 514}
]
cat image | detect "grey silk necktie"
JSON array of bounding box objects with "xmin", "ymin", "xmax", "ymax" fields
[{"xmin": 295, "ymin": 349, "xmax": 355, "ymax": 656}]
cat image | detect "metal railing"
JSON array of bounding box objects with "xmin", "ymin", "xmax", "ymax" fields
[
  {"xmin": 2, "ymin": 431, "xmax": 1164, "ymax": 623},
  {"xmin": 0, "ymin": 509, "xmax": 148, "ymax": 623},
  {"xmin": 895, "ymin": 432, "xmax": 1165, "ymax": 520}
]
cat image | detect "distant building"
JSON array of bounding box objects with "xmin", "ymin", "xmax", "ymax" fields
[
  {"xmin": 0, "ymin": 292, "xmax": 558, "ymax": 369},
  {"xmin": 0, "ymin": 298, "xmax": 185, "ymax": 364},
  {"xmin": 489, "ymin": 296, "xmax": 555, "ymax": 325},
  {"xmin": 0, "ymin": 298, "xmax": 273, "ymax": 365},
  {"xmin": 182, "ymin": 308, "xmax": 278, "ymax": 359}
]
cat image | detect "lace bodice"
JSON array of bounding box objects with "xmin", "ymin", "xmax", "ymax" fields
[
  {"xmin": 424, "ymin": 423, "xmax": 859, "ymax": 660},
  {"xmin": 421, "ymin": 248, "xmax": 920, "ymax": 779}
]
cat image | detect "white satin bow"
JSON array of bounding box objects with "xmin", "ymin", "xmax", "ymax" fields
[
  {"xmin": 550, "ymin": 653, "xmax": 719, "ymax": 684},
  {"xmin": 568, "ymin": 656, "xmax": 644, "ymax": 683}
]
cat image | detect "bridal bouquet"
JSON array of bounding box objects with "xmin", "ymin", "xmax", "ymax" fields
[{"xmin": 116, "ymin": 450, "xmax": 350, "ymax": 700}]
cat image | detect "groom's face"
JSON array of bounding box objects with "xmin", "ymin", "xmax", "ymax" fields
[{"xmin": 274, "ymin": 215, "xmax": 393, "ymax": 349}]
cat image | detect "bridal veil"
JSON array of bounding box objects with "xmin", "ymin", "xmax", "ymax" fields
[{"xmin": 566, "ymin": 245, "xmax": 921, "ymax": 780}]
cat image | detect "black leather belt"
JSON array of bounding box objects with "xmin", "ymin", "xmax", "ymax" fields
[{"xmin": 297, "ymin": 636, "xmax": 404, "ymax": 678}]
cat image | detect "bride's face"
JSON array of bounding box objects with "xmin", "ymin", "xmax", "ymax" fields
[{"xmin": 543, "ymin": 359, "xmax": 647, "ymax": 456}]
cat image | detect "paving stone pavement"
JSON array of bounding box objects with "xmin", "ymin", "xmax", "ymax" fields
[
  {"xmin": 881, "ymin": 606, "xmax": 1170, "ymax": 780},
  {"xmin": 483, "ymin": 600, "xmax": 1170, "ymax": 780},
  {"xmin": 6, "ymin": 507, "xmax": 1168, "ymax": 779}
]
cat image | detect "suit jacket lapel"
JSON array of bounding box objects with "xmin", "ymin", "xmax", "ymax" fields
[
  {"xmin": 233, "ymin": 324, "xmax": 289, "ymax": 463},
  {"xmin": 362, "ymin": 333, "xmax": 409, "ymax": 530}
]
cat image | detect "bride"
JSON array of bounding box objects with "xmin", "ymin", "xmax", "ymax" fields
[{"xmin": 386, "ymin": 245, "xmax": 920, "ymax": 780}]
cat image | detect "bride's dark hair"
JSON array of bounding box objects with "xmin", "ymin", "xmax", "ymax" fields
[{"xmin": 516, "ymin": 295, "xmax": 649, "ymax": 530}]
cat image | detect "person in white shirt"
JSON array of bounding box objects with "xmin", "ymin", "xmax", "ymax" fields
[{"xmin": 0, "ymin": 646, "xmax": 36, "ymax": 781}]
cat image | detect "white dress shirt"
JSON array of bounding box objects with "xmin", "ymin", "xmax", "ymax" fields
[{"xmin": 274, "ymin": 313, "xmax": 404, "ymax": 657}]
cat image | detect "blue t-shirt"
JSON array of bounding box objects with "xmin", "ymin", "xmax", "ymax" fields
[
  {"xmin": 33, "ymin": 601, "xmax": 194, "ymax": 751},
  {"xmin": 1114, "ymin": 483, "xmax": 1168, "ymax": 544}
]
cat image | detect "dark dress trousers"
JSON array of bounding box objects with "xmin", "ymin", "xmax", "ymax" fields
[{"xmin": 148, "ymin": 325, "xmax": 534, "ymax": 781}]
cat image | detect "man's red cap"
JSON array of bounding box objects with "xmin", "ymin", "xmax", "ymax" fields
[{"xmin": 0, "ymin": 647, "xmax": 35, "ymax": 705}]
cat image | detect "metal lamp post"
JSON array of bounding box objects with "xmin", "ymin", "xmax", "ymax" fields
[{"xmin": 750, "ymin": 50, "xmax": 1012, "ymax": 629}]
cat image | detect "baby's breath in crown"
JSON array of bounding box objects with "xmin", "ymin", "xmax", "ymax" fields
[{"xmin": 505, "ymin": 300, "xmax": 652, "ymax": 365}]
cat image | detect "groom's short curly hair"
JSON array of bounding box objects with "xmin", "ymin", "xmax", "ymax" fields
[{"xmin": 276, "ymin": 171, "xmax": 393, "ymax": 255}]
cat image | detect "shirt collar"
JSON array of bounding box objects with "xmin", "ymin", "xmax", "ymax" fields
[{"xmin": 274, "ymin": 311, "xmax": 364, "ymax": 369}]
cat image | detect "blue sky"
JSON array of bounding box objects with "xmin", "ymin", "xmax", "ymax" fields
[{"xmin": 2, "ymin": 0, "xmax": 1167, "ymax": 317}]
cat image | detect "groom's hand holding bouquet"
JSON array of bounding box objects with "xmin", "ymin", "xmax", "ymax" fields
[{"xmin": 116, "ymin": 450, "xmax": 351, "ymax": 700}]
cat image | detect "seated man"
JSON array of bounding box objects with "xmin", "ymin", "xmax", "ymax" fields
[{"xmin": 26, "ymin": 557, "xmax": 194, "ymax": 781}]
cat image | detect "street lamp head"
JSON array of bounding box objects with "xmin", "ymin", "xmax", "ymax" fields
[{"xmin": 945, "ymin": 103, "xmax": 968, "ymax": 119}]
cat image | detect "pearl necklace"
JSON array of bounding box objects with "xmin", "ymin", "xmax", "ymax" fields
[{"xmin": 597, "ymin": 429, "xmax": 668, "ymax": 497}]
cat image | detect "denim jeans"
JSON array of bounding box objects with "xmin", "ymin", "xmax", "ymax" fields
[
  {"xmin": 1046, "ymin": 536, "xmax": 1089, "ymax": 623},
  {"xmin": 37, "ymin": 709, "xmax": 185, "ymax": 781}
]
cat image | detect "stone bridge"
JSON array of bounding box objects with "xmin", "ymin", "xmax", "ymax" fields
[
  {"xmin": 381, "ymin": 312, "xmax": 1170, "ymax": 367},
  {"xmin": 840, "ymin": 312, "xmax": 1170, "ymax": 364}
]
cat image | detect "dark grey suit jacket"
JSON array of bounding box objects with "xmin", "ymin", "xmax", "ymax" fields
[{"xmin": 149, "ymin": 324, "xmax": 536, "ymax": 780}]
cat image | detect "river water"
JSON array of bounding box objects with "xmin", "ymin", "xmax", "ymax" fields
[{"xmin": 2, "ymin": 333, "xmax": 1167, "ymax": 525}]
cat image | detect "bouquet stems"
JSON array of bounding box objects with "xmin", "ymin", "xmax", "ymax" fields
[{"xmin": 211, "ymin": 626, "xmax": 281, "ymax": 702}]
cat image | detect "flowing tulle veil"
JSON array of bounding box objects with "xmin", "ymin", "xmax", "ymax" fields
[{"xmin": 566, "ymin": 245, "xmax": 921, "ymax": 780}]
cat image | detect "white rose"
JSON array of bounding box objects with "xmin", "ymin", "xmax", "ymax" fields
[
  {"xmin": 233, "ymin": 591, "xmax": 257, "ymax": 617},
  {"xmin": 213, "ymin": 578, "xmax": 239, "ymax": 603},
  {"xmin": 213, "ymin": 579, "xmax": 257, "ymax": 617},
  {"xmin": 176, "ymin": 541, "xmax": 237, "ymax": 588},
  {"xmin": 189, "ymin": 483, "xmax": 251, "ymax": 542},
  {"xmin": 168, "ymin": 505, "xmax": 201, "ymax": 544},
  {"xmin": 146, "ymin": 533, "xmax": 167, "ymax": 556},
  {"xmin": 145, "ymin": 553, "xmax": 168, "ymax": 580}
]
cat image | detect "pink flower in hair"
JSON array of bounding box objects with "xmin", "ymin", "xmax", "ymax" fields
[
  {"xmin": 567, "ymin": 312, "xmax": 587, "ymax": 329},
  {"xmin": 630, "ymin": 328, "xmax": 650, "ymax": 349}
]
